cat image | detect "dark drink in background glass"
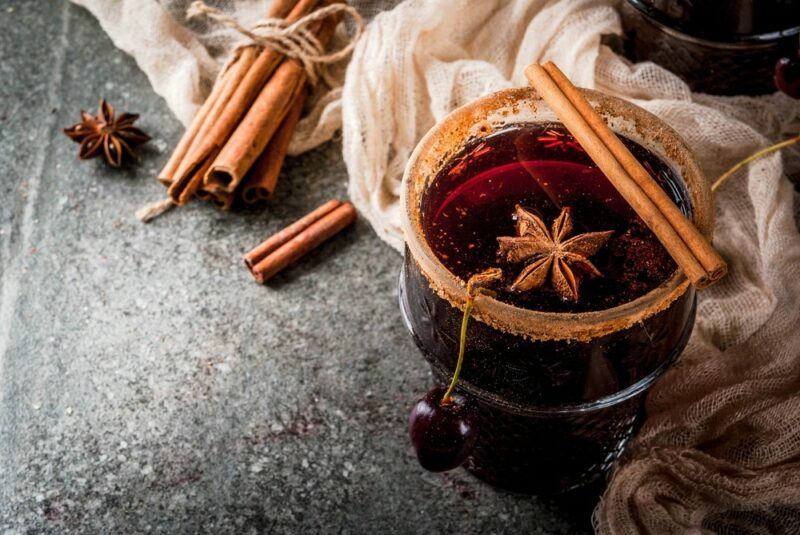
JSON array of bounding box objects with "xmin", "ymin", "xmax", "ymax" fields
[
  {"xmin": 631, "ymin": 0, "xmax": 799, "ymax": 38},
  {"xmin": 621, "ymin": 0, "xmax": 800, "ymax": 95}
]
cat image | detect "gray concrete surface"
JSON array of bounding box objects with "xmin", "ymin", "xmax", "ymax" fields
[{"xmin": 0, "ymin": 2, "xmax": 598, "ymax": 532}]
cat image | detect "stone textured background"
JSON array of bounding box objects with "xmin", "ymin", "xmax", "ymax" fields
[{"xmin": 0, "ymin": 2, "xmax": 598, "ymax": 532}]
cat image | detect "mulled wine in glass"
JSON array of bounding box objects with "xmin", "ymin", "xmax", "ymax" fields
[{"xmin": 400, "ymin": 88, "xmax": 714, "ymax": 494}]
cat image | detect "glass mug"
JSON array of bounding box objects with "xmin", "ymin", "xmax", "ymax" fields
[
  {"xmin": 621, "ymin": 0, "xmax": 800, "ymax": 95},
  {"xmin": 399, "ymin": 87, "xmax": 714, "ymax": 495}
]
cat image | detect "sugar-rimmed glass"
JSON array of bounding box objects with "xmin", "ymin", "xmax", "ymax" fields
[{"xmin": 399, "ymin": 87, "xmax": 713, "ymax": 494}]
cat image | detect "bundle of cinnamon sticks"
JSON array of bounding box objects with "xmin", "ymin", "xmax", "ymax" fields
[
  {"xmin": 156, "ymin": 0, "xmax": 342, "ymax": 212},
  {"xmin": 525, "ymin": 62, "xmax": 727, "ymax": 288}
]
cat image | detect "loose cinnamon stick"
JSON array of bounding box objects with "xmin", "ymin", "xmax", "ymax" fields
[
  {"xmin": 241, "ymin": 88, "xmax": 308, "ymax": 204},
  {"xmin": 249, "ymin": 201, "xmax": 356, "ymax": 283},
  {"xmin": 205, "ymin": 16, "xmax": 338, "ymax": 193},
  {"xmin": 525, "ymin": 63, "xmax": 714, "ymax": 288},
  {"xmin": 169, "ymin": 0, "xmax": 319, "ymax": 204},
  {"xmin": 542, "ymin": 62, "xmax": 727, "ymax": 281},
  {"xmin": 244, "ymin": 199, "xmax": 342, "ymax": 269}
]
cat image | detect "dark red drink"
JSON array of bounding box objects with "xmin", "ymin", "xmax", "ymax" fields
[
  {"xmin": 400, "ymin": 123, "xmax": 696, "ymax": 493},
  {"xmin": 423, "ymin": 124, "xmax": 684, "ymax": 312}
]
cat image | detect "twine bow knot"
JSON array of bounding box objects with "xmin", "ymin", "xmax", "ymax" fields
[{"xmin": 187, "ymin": 1, "xmax": 364, "ymax": 85}]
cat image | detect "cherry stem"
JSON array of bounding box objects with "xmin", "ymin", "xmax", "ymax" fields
[
  {"xmin": 712, "ymin": 134, "xmax": 800, "ymax": 192},
  {"xmin": 441, "ymin": 293, "xmax": 477, "ymax": 405}
]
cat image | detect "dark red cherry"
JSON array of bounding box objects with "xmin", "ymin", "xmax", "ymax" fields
[
  {"xmin": 408, "ymin": 387, "xmax": 477, "ymax": 472},
  {"xmin": 775, "ymin": 56, "xmax": 800, "ymax": 99}
]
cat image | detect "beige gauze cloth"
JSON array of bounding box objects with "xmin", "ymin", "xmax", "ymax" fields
[{"xmin": 72, "ymin": 0, "xmax": 800, "ymax": 532}]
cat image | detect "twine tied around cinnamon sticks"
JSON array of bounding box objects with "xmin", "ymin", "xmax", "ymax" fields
[
  {"xmin": 137, "ymin": 0, "xmax": 363, "ymax": 222},
  {"xmin": 187, "ymin": 0, "xmax": 364, "ymax": 86}
]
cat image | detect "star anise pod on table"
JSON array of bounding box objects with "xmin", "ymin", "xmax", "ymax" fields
[
  {"xmin": 63, "ymin": 99, "xmax": 150, "ymax": 168},
  {"xmin": 497, "ymin": 205, "xmax": 613, "ymax": 301}
]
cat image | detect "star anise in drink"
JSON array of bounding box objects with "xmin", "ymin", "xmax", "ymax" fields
[
  {"xmin": 63, "ymin": 99, "xmax": 150, "ymax": 168},
  {"xmin": 497, "ymin": 205, "xmax": 613, "ymax": 301}
]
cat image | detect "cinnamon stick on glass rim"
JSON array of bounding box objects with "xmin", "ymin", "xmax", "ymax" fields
[
  {"xmin": 245, "ymin": 200, "xmax": 356, "ymax": 283},
  {"xmin": 541, "ymin": 61, "xmax": 727, "ymax": 280},
  {"xmin": 524, "ymin": 63, "xmax": 726, "ymax": 288}
]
